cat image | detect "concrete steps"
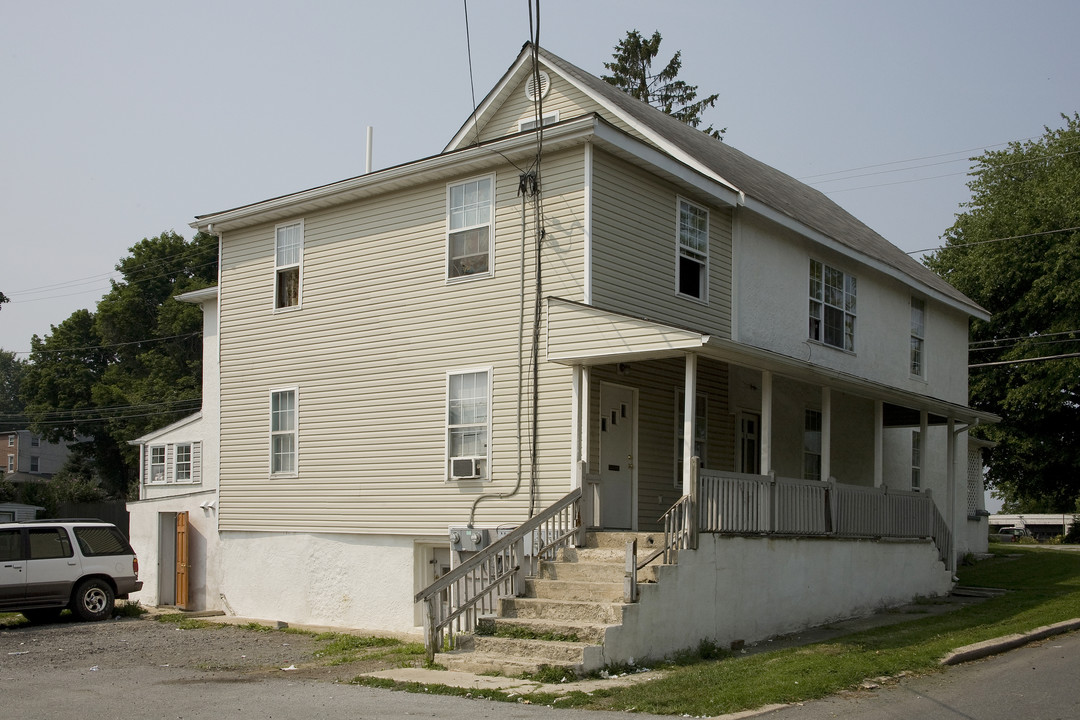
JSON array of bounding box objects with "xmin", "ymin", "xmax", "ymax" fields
[{"xmin": 437, "ymin": 531, "xmax": 672, "ymax": 677}]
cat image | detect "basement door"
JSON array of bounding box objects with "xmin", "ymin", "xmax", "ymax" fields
[{"xmin": 599, "ymin": 383, "xmax": 636, "ymax": 530}]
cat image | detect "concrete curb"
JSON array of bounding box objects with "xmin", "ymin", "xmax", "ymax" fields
[{"xmin": 940, "ymin": 618, "xmax": 1080, "ymax": 665}]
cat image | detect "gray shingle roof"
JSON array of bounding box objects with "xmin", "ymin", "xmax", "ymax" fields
[{"xmin": 535, "ymin": 45, "xmax": 985, "ymax": 317}]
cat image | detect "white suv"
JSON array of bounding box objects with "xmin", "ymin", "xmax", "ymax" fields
[{"xmin": 0, "ymin": 519, "xmax": 142, "ymax": 622}]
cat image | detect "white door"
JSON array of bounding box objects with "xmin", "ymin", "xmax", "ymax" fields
[{"xmin": 599, "ymin": 383, "xmax": 635, "ymax": 529}]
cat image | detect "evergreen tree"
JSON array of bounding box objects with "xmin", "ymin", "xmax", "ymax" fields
[{"xmin": 602, "ymin": 30, "xmax": 725, "ymax": 139}]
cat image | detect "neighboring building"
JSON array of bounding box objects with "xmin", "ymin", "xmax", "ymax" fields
[
  {"xmin": 139, "ymin": 44, "xmax": 993, "ymax": 653},
  {"xmin": 127, "ymin": 287, "xmax": 221, "ymax": 611},
  {"xmin": 0, "ymin": 502, "xmax": 45, "ymax": 522},
  {"xmin": 3, "ymin": 430, "xmax": 73, "ymax": 483},
  {"xmin": 990, "ymin": 514, "xmax": 1077, "ymax": 540}
]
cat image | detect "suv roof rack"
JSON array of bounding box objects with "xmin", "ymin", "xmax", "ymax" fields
[{"xmin": 17, "ymin": 518, "xmax": 109, "ymax": 524}]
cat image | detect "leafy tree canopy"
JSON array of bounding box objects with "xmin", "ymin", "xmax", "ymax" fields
[
  {"xmin": 925, "ymin": 113, "xmax": 1080, "ymax": 512},
  {"xmin": 0, "ymin": 349, "xmax": 27, "ymax": 432},
  {"xmin": 21, "ymin": 230, "xmax": 218, "ymax": 498},
  {"xmin": 602, "ymin": 29, "xmax": 725, "ymax": 139}
]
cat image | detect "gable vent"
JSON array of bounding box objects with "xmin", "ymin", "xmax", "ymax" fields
[{"xmin": 525, "ymin": 70, "xmax": 550, "ymax": 101}]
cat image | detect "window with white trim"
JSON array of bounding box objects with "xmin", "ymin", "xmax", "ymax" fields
[
  {"xmin": 447, "ymin": 176, "xmax": 493, "ymax": 279},
  {"xmin": 149, "ymin": 446, "xmax": 166, "ymax": 483},
  {"xmin": 674, "ymin": 391, "xmax": 708, "ymax": 487},
  {"xmin": 518, "ymin": 111, "xmax": 560, "ymax": 132},
  {"xmin": 911, "ymin": 430, "xmax": 922, "ymax": 490},
  {"xmin": 6, "ymin": 434, "xmax": 13, "ymax": 447},
  {"xmin": 910, "ymin": 297, "xmax": 925, "ymax": 377},
  {"xmin": 174, "ymin": 443, "xmax": 192, "ymax": 482},
  {"xmin": 447, "ymin": 370, "xmax": 490, "ymax": 479},
  {"xmin": 809, "ymin": 260, "xmax": 856, "ymax": 351},
  {"xmin": 6, "ymin": 454, "xmax": 12, "ymax": 472},
  {"xmin": 29, "ymin": 456, "xmax": 39, "ymax": 473},
  {"xmin": 803, "ymin": 409, "xmax": 822, "ymax": 481},
  {"xmin": 30, "ymin": 435, "xmax": 39, "ymax": 447},
  {"xmin": 677, "ymin": 199, "xmax": 709, "ymax": 300},
  {"xmin": 275, "ymin": 221, "xmax": 303, "ymax": 309},
  {"xmin": 271, "ymin": 389, "xmax": 298, "ymax": 475}
]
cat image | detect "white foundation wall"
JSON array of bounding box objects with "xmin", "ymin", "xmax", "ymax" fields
[
  {"xmin": 127, "ymin": 492, "xmax": 221, "ymax": 611},
  {"xmin": 218, "ymin": 531, "xmax": 424, "ymax": 634},
  {"xmin": 601, "ymin": 534, "xmax": 952, "ymax": 664}
]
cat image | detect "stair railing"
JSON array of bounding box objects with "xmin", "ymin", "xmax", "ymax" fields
[{"xmin": 414, "ymin": 487, "xmax": 582, "ymax": 662}]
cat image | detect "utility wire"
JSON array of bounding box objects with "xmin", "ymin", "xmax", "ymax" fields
[
  {"xmin": 6, "ymin": 331, "xmax": 202, "ymax": 357},
  {"xmin": 797, "ymin": 138, "xmax": 1035, "ymax": 181},
  {"xmin": 970, "ymin": 352, "xmax": 1080, "ymax": 369},
  {"xmin": 907, "ymin": 226, "xmax": 1080, "ymax": 256},
  {"xmin": 970, "ymin": 329, "xmax": 1080, "ymax": 347}
]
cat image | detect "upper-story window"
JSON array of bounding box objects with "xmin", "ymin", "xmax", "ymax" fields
[
  {"xmin": 30, "ymin": 435, "xmax": 39, "ymax": 447},
  {"xmin": 174, "ymin": 444, "xmax": 192, "ymax": 482},
  {"xmin": 677, "ymin": 199, "xmax": 709, "ymax": 301},
  {"xmin": 447, "ymin": 176, "xmax": 494, "ymax": 280},
  {"xmin": 910, "ymin": 297, "xmax": 925, "ymax": 378},
  {"xmin": 7, "ymin": 434, "xmax": 13, "ymax": 447},
  {"xmin": 270, "ymin": 388, "xmax": 298, "ymax": 476},
  {"xmin": 809, "ymin": 260, "xmax": 856, "ymax": 351},
  {"xmin": 275, "ymin": 221, "xmax": 303, "ymax": 309},
  {"xmin": 149, "ymin": 446, "xmax": 166, "ymax": 483}
]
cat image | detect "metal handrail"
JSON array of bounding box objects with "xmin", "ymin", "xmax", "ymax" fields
[{"xmin": 414, "ymin": 487, "xmax": 582, "ymax": 661}]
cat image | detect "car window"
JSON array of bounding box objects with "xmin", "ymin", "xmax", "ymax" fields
[
  {"xmin": 28, "ymin": 528, "xmax": 74, "ymax": 560},
  {"xmin": 0, "ymin": 529, "xmax": 23, "ymax": 561},
  {"xmin": 73, "ymin": 526, "xmax": 132, "ymax": 556}
]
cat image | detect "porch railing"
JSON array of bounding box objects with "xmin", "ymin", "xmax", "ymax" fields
[
  {"xmin": 697, "ymin": 468, "xmax": 952, "ymax": 562},
  {"xmin": 414, "ymin": 488, "xmax": 582, "ymax": 661}
]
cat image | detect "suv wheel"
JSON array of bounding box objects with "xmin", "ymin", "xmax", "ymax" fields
[{"xmin": 71, "ymin": 578, "xmax": 114, "ymax": 621}]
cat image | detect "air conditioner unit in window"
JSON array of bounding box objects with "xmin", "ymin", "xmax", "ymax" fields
[{"xmin": 450, "ymin": 457, "xmax": 480, "ymax": 479}]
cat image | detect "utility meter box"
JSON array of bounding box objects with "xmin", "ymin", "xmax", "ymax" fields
[{"xmin": 449, "ymin": 527, "xmax": 489, "ymax": 552}]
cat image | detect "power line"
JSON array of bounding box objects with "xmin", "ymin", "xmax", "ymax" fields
[
  {"xmin": 796, "ymin": 138, "xmax": 1036, "ymax": 181},
  {"xmin": 6, "ymin": 331, "xmax": 202, "ymax": 358},
  {"xmin": 907, "ymin": 226, "xmax": 1080, "ymax": 256},
  {"xmin": 970, "ymin": 329, "xmax": 1080, "ymax": 348},
  {"xmin": 970, "ymin": 352, "xmax": 1080, "ymax": 369}
]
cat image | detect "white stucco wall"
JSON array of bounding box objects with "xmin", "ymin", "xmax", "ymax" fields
[
  {"xmin": 127, "ymin": 491, "xmax": 221, "ymax": 611},
  {"xmin": 734, "ymin": 212, "xmax": 970, "ymax": 406},
  {"xmin": 601, "ymin": 534, "xmax": 952, "ymax": 664},
  {"xmin": 217, "ymin": 531, "xmax": 430, "ymax": 634}
]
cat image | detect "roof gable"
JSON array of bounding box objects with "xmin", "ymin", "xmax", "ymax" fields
[{"xmin": 450, "ymin": 43, "xmax": 985, "ymax": 319}]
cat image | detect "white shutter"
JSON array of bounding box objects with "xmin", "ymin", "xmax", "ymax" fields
[{"xmin": 192, "ymin": 441, "xmax": 202, "ymax": 484}]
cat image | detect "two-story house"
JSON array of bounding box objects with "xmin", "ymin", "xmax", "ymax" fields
[
  {"xmin": 4, "ymin": 430, "xmax": 73, "ymax": 482},
  {"xmin": 133, "ymin": 44, "xmax": 992, "ymax": 665}
]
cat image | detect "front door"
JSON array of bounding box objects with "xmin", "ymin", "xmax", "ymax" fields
[
  {"xmin": 175, "ymin": 511, "xmax": 190, "ymax": 610},
  {"xmin": 737, "ymin": 412, "xmax": 761, "ymax": 474},
  {"xmin": 599, "ymin": 383, "xmax": 635, "ymax": 529}
]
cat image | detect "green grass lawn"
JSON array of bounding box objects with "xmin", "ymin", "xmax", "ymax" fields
[{"xmin": 353, "ymin": 546, "xmax": 1080, "ymax": 715}]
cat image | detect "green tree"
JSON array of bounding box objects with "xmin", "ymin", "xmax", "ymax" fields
[
  {"xmin": 602, "ymin": 29, "xmax": 725, "ymax": 139},
  {"xmin": 0, "ymin": 349, "xmax": 27, "ymax": 432},
  {"xmin": 0, "ymin": 290, "xmax": 9, "ymax": 309},
  {"xmin": 21, "ymin": 231, "xmax": 217, "ymax": 498},
  {"xmin": 925, "ymin": 113, "xmax": 1080, "ymax": 511}
]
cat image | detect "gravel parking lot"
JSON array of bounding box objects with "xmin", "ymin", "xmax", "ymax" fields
[{"xmin": 0, "ymin": 615, "xmax": 403, "ymax": 683}]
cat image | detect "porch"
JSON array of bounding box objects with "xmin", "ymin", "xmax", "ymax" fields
[{"xmin": 416, "ymin": 461, "xmax": 953, "ymax": 668}]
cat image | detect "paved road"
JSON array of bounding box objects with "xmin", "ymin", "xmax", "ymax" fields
[
  {"xmin": 759, "ymin": 630, "xmax": 1080, "ymax": 720},
  {"xmin": 4, "ymin": 619, "xmax": 1077, "ymax": 719}
]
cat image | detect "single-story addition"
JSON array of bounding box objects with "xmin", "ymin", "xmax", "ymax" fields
[
  {"xmin": 150, "ymin": 42, "xmax": 994, "ymax": 669},
  {"xmin": 127, "ymin": 287, "xmax": 221, "ymax": 611}
]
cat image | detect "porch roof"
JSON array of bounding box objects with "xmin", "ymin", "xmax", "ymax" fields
[{"xmin": 546, "ymin": 297, "xmax": 998, "ymax": 426}]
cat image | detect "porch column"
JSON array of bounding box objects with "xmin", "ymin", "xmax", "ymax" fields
[
  {"xmin": 571, "ymin": 364, "xmax": 583, "ymax": 489},
  {"xmin": 760, "ymin": 370, "xmax": 773, "ymax": 474},
  {"xmin": 873, "ymin": 400, "xmax": 884, "ymax": 487},
  {"xmin": 821, "ymin": 387, "xmax": 832, "ymax": 481},
  {"xmin": 682, "ymin": 353, "xmax": 698, "ymax": 496},
  {"xmin": 946, "ymin": 416, "xmax": 957, "ymax": 574}
]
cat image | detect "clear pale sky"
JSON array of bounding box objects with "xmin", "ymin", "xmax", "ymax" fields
[{"xmin": 1, "ymin": 0, "xmax": 1076, "ymax": 362}]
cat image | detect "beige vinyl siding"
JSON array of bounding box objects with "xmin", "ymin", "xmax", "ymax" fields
[
  {"xmin": 547, "ymin": 299, "xmax": 704, "ymax": 363},
  {"xmin": 592, "ymin": 149, "xmax": 733, "ymax": 337},
  {"xmin": 476, "ymin": 67, "xmax": 600, "ymax": 143},
  {"xmin": 217, "ymin": 149, "xmax": 587, "ymax": 535},
  {"xmin": 587, "ymin": 357, "xmax": 733, "ymax": 530}
]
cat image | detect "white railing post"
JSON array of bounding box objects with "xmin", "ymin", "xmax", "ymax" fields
[
  {"xmin": 689, "ymin": 456, "xmax": 699, "ymax": 550},
  {"xmin": 624, "ymin": 538, "xmax": 638, "ymax": 603}
]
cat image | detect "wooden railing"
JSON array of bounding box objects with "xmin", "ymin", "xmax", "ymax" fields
[
  {"xmin": 696, "ymin": 468, "xmax": 952, "ymax": 562},
  {"xmin": 413, "ymin": 488, "xmax": 582, "ymax": 661}
]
